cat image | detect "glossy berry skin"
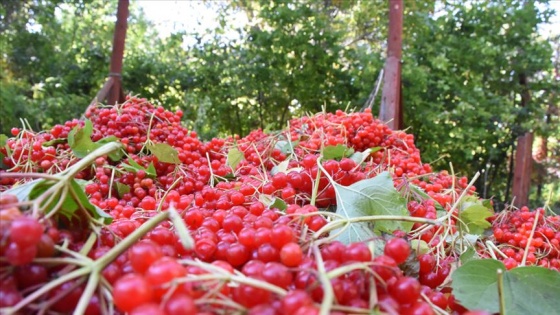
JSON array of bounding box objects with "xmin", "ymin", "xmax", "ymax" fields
[
  {"xmin": 113, "ymin": 274, "xmax": 154, "ymax": 312},
  {"xmin": 128, "ymin": 240, "xmax": 164, "ymax": 274},
  {"xmin": 10, "ymin": 217, "xmax": 43, "ymax": 247},
  {"xmin": 280, "ymin": 242, "xmax": 303, "ymax": 267},
  {"xmin": 384, "ymin": 237, "xmax": 411, "ymax": 264},
  {"xmin": 389, "ymin": 276, "xmax": 421, "ymax": 305},
  {"xmin": 164, "ymin": 294, "xmax": 197, "ymax": 315}
]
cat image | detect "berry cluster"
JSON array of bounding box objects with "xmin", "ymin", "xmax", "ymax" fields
[{"xmin": 485, "ymin": 206, "xmax": 560, "ymax": 270}]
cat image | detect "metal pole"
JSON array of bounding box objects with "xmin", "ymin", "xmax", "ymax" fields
[
  {"xmin": 380, "ymin": 0, "xmax": 403, "ymax": 130},
  {"xmin": 107, "ymin": 0, "xmax": 129, "ymax": 105},
  {"xmin": 512, "ymin": 73, "xmax": 533, "ymax": 207}
]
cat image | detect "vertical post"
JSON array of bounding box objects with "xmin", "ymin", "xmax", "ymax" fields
[
  {"xmin": 512, "ymin": 132, "xmax": 533, "ymax": 207},
  {"xmin": 107, "ymin": 0, "xmax": 129, "ymax": 105},
  {"xmin": 511, "ymin": 73, "xmax": 532, "ymax": 207},
  {"xmin": 380, "ymin": 0, "xmax": 403, "ymax": 130}
]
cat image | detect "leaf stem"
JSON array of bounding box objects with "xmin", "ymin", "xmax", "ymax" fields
[
  {"xmin": 310, "ymin": 160, "xmax": 322, "ymax": 206},
  {"xmin": 497, "ymin": 268, "xmax": 506, "ymax": 315},
  {"xmin": 74, "ymin": 270, "xmax": 101, "ymax": 315},
  {"xmin": 313, "ymin": 246, "xmax": 334, "ymax": 315},
  {"xmin": 61, "ymin": 142, "xmax": 123, "ymax": 180},
  {"xmin": 95, "ymin": 210, "xmax": 169, "ymax": 268}
]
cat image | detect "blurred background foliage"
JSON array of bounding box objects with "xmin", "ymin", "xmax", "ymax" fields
[{"xmin": 0, "ymin": 0, "xmax": 558, "ymax": 210}]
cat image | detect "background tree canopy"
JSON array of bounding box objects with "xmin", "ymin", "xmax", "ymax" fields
[{"xmin": 1, "ymin": 0, "xmax": 558, "ymax": 210}]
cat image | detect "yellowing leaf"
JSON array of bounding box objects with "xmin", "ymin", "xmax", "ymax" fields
[
  {"xmin": 227, "ymin": 147, "xmax": 244, "ymax": 170},
  {"xmin": 322, "ymin": 144, "xmax": 354, "ymax": 160},
  {"xmin": 146, "ymin": 142, "xmax": 181, "ymax": 164},
  {"xmin": 459, "ymin": 205, "xmax": 493, "ymax": 235}
]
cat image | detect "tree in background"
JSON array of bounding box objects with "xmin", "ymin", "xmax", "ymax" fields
[
  {"xmin": 0, "ymin": 0, "xmax": 193, "ymax": 133},
  {"xmin": 1, "ymin": 0, "xmax": 557, "ymax": 210}
]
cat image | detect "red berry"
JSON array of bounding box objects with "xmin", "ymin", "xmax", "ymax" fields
[
  {"xmin": 10, "ymin": 217, "xmax": 43, "ymax": 247},
  {"xmin": 128, "ymin": 240, "xmax": 164, "ymax": 274},
  {"xmin": 384, "ymin": 238, "xmax": 411, "ymax": 264},
  {"xmin": 389, "ymin": 276, "xmax": 421, "ymax": 305},
  {"xmin": 113, "ymin": 274, "xmax": 154, "ymax": 312},
  {"xmin": 164, "ymin": 294, "xmax": 197, "ymax": 315},
  {"xmin": 280, "ymin": 242, "xmax": 303, "ymax": 267}
]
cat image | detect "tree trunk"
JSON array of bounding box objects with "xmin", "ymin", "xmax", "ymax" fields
[{"xmin": 379, "ymin": 0, "xmax": 403, "ymax": 130}]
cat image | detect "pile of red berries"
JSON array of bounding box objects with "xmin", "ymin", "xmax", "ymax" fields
[
  {"xmin": 0, "ymin": 96, "xmax": 557, "ymax": 314},
  {"xmin": 484, "ymin": 206, "xmax": 560, "ymax": 270}
]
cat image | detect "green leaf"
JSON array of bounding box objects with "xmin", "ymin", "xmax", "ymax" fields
[
  {"xmin": 115, "ymin": 182, "xmax": 131, "ymax": 198},
  {"xmin": 97, "ymin": 136, "xmax": 123, "ymax": 161},
  {"xmin": 258, "ymin": 194, "xmax": 287, "ymax": 211},
  {"xmin": 28, "ymin": 180, "xmax": 68, "ymax": 216},
  {"xmin": 270, "ymin": 197, "xmax": 287, "ymax": 211},
  {"xmin": 349, "ymin": 147, "xmax": 378, "ymax": 165},
  {"xmin": 4, "ymin": 179, "xmax": 41, "ymax": 202},
  {"xmin": 147, "ymin": 162, "xmax": 157, "ymax": 176},
  {"xmin": 459, "ymin": 205, "xmax": 493, "ymax": 235},
  {"xmin": 452, "ymin": 259, "xmax": 560, "ymax": 315},
  {"xmin": 21, "ymin": 179, "xmax": 112, "ymax": 224},
  {"xmin": 67, "ymin": 119, "xmax": 121, "ymax": 160},
  {"xmin": 68, "ymin": 119, "xmax": 95, "ymax": 158},
  {"xmin": 275, "ymin": 140, "xmax": 299, "ymax": 154},
  {"xmin": 146, "ymin": 142, "xmax": 181, "ymax": 164},
  {"xmin": 70, "ymin": 179, "xmax": 112, "ymax": 224},
  {"xmin": 459, "ymin": 247, "xmax": 479, "ymax": 264},
  {"xmin": 227, "ymin": 147, "xmax": 244, "ymax": 170},
  {"xmin": 322, "ymin": 144, "xmax": 355, "ymax": 160},
  {"xmin": 270, "ymin": 160, "xmax": 290, "ymax": 175},
  {"xmin": 333, "ymin": 171, "xmax": 412, "ymax": 244},
  {"xmin": 0, "ymin": 134, "xmax": 8, "ymax": 147},
  {"xmin": 42, "ymin": 138, "xmax": 67, "ymax": 147},
  {"xmin": 410, "ymin": 239, "xmax": 430, "ymax": 255},
  {"xmin": 122, "ymin": 159, "xmax": 157, "ymax": 177}
]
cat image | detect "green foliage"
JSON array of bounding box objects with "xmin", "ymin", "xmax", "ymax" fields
[
  {"xmin": 68, "ymin": 119, "xmax": 121, "ymax": 160},
  {"xmin": 401, "ymin": 1, "xmax": 556, "ymax": 206},
  {"xmin": 1, "ymin": 0, "xmax": 557, "ymax": 209},
  {"xmin": 452, "ymin": 259, "xmax": 560, "ymax": 315}
]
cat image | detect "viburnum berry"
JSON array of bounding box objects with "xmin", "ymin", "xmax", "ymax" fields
[
  {"xmin": 5, "ymin": 242, "xmax": 37, "ymax": 266},
  {"xmin": 10, "ymin": 217, "xmax": 43, "ymax": 247},
  {"xmin": 384, "ymin": 237, "xmax": 410, "ymax": 265},
  {"xmin": 113, "ymin": 274, "xmax": 154, "ymax": 313},
  {"xmin": 280, "ymin": 242, "xmax": 303, "ymax": 267},
  {"xmin": 164, "ymin": 294, "xmax": 197, "ymax": 315},
  {"xmin": 129, "ymin": 303, "xmax": 166, "ymax": 315},
  {"xmin": 140, "ymin": 196, "xmax": 157, "ymax": 210},
  {"xmin": 282, "ymin": 290, "xmax": 314, "ymax": 314},
  {"xmin": 345, "ymin": 242, "xmax": 372, "ymax": 262},
  {"xmin": 389, "ymin": 276, "xmax": 421, "ymax": 305},
  {"xmin": 128, "ymin": 240, "xmax": 164, "ymax": 274}
]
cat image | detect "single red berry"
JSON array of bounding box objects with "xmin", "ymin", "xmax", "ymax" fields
[
  {"xmin": 280, "ymin": 242, "xmax": 303, "ymax": 267},
  {"xmin": 389, "ymin": 276, "xmax": 421, "ymax": 305},
  {"xmin": 384, "ymin": 237, "xmax": 411, "ymax": 264},
  {"xmin": 113, "ymin": 274, "xmax": 154, "ymax": 312},
  {"xmin": 10, "ymin": 217, "xmax": 43, "ymax": 247}
]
